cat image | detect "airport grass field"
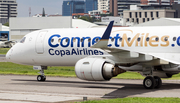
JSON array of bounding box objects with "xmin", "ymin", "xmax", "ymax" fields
[
  {"xmin": 79, "ymin": 97, "xmax": 180, "ymax": 103},
  {"xmin": 0, "ymin": 48, "xmax": 9, "ymax": 54},
  {"xmin": 1, "ymin": 62, "xmax": 180, "ymax": 80}
]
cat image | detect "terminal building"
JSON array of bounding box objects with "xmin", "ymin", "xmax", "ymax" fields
[
  {"xmin": 0, "ymin": 0, "xmax": 18, "ymax": 24},
  {"xmin": 9, "ymin": 17, "xmax": 99, "ymax": 41},
  {"xmin": 9, "ymin": 17, "xmax": 72, "ymax": 41},
  {"xmin": 0, "ymin": 23, "xmax": 9, "ymax": 40}
]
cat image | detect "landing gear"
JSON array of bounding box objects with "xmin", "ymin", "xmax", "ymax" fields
[
  {"xmin": 154, "ymin": 76, "xmax": 162, "ymax": 88},
  {"xmin": 143, "ymin": 76, "xmax": 162, "ymax": 89},
  {"xmin": 37, "ymin": 75, "xmax": 46, "ymax": 81},
  {"xmin": 33, "ymin": 66, "xmax": 47, "ymax": 82}
]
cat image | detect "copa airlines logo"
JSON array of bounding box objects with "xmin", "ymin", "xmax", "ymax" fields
[{"xmin": 48, "ymin": 34, "xmax": 104, "ymax": 56}]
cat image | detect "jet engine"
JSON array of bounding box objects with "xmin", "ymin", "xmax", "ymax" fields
[{"xmin": 75, "ymin": 58, "xmax": 125, "ymax": 81}]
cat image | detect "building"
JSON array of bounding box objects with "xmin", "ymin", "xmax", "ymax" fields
[
  {"xmin": 72, "ymin": 13, "xmax": 90, "ymax": 19},
  {"xmin": 0, "ymin": 23, "xmax": 9, "ymax": 40},
  {"xmin": 85, "ymin": 0, "xmax": 98, "ymax": 13},
  {"xmin": 109, "ymin": 0, "xmax": 141, "ymax": 17},
  {"xmin": 32, "ymin": 14, "xmax": 48, "ymax": 17},
  {"xmin": 9, "ymin": 17, "xmax": 72, "ymax": 40},
  {"xmin": 172, "ymin": 4, "xmax": 180, "ymax": 18},
  {"xmin": 134, "ymin": 18, "xmax": 180, "ymax": 26},
  {"xmin": 101, "ymin": 16, "xmax": 126, "ymax": 26},
  {"xmin": 141, "ymin": 0, "xmax": 178, "ymax": 5},
  {"xmin": 62, "ymin": 0, "xmax": 85, "ymax": 16},
  {"xmin": 98, "ymin": 0, "xmax": 109, "ymax": 11},
  {"xmin": 123, "ymin": 9, "xmax": 175, "ymax": 26},
  {"xmin": 0, "ymin": 0, "xmax": 18, "ymax": 24}
]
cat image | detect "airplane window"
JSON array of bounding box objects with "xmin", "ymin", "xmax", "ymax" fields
[
  {"xmin": 119, "ymin": 38, "xmax": 122, "ymax": 42},
  {"xmin": 146, "ymin": 37, "xmax": 149, "ymax": 41},
  {"xmin": 81, "ymin": 38, "xmax": 84, "ymax": 42},
  {"xmin": 58, "ymin": 38, "xmax": 61, "ymax": 43},
  {"xmin": 111, "ymin": 38, "xmax": 114, "ymax": 42},
  {"xmin": 72, "ymin": 38, "xmax": 76, "ymax": 42},
  {"xmin": 51, "ymin": 38, "xmax": 54, "ymax": 43},
  {"xmin": 155, "ymin": 37, "xmax": 159, "ymax": 41},
  {"xmin": 88, "ymin": 38, "xmax": 91, "ymax": 42},
  {"xmin": 66, "ymin": 38, "xmax": 69, "ymax": 42},
  {"xmin": 137, "ymin": 37, "xmax": 141, "ymax": 41},
  {"xmin": 164, "ymin": 37, "xmax": 168, "ymax": 41},
  {"xmin": 128, "ymin": 37, "xmax": 131, "ymax": 41},
  {"xmin": 173, "ymin": 37, "xmax": 176, "ymax": 41},
  {"xmin": 20, "ymin": 37, "xmax": 26, "ymax": 43},
  {"xmin": 29, "ymin": 37, "xmax": 32, "ymax": 41},
  {"xmin": 95, "ymin": 38, "xmax": 99, "ymax": 42}
]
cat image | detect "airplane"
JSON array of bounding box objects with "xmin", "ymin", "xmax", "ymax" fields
[
  {"xmin": 0, "ymin": 40, "xmax": 16, "ymax": 48},
  {"xmin": 5, "ymin": 21, "xmax": 180, "ymax": 89}
]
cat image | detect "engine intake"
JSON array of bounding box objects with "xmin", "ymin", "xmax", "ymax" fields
[{"xmin": 75, "ymin": 58, "xmax": 125, "ymax": 81}]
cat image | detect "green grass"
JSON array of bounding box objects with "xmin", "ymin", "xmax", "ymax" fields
[
  {"xmin": 0, "ymin": 48, "xmax": 10, "ymax": 54},
  {"xmin": 0, "ymin": 62, "xmax": 76, "ymax": 77},
  {"xmin": 0, "ymin": 62, "xmax": 180, "ymax": 80},
  {"xmin": 79, "ymin": 97, "xmax": 180, "ymax": 103}
]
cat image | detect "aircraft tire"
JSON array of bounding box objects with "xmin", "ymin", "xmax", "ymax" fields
[
  {"xmin": 143, "ymin": 76, "xmax": 155, "ymax": 89},
  {"xmin": 154, "ymin": 76, "xmax": 162, "ymax": 89},
  {"xmin": 37, "ymin": 75, "xmax": 46, "ymax": 81}
]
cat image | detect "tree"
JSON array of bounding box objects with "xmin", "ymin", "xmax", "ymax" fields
[{"xmin": 3, "ymin": 22, "xmax": 9, "ymax": 27}]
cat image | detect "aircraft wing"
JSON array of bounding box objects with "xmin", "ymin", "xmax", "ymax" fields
[{"xmin": 91, "ymin": 21, "xmax": 179, "ymax": 65}]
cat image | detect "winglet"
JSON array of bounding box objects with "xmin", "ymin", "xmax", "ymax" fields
[{"xmin": 91, "ymin": 21, "xmax": 114, "ymax": 48}]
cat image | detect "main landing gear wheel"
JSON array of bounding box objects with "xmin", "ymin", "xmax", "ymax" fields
[
  {"xmin": 37, "ymin": 75, "xmax": 46, "ymax": 81},
  {"xmin": 143, "ymin": 76, "xmax": 162, "ymax": 89},
  {"xmin": 143, "ymin": 76, "xmax": 155, "ymax": 89},
  {"xmin": 154, "ymin": 76, "xmax": 162, "ymax": 89}
]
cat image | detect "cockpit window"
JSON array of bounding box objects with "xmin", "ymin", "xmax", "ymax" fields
[{"xmin": 20, "ymin": 37, "xmax": 26, "ymax": 43}]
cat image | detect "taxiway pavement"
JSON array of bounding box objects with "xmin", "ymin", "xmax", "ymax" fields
[{"xmin": 0, "ymin": 75, "xmax": 180, "ymax": 102}]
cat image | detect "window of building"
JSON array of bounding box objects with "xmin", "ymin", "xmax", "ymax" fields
[
  {"xmin": 152, "ymin": 18, "xmax": 154, "ymax": 20},
  {"xmin": 135, "ymin": 12, "xmax": 138, "ymax": 18},
  {"xmin": 143, "ymin": 18, "xmax": 145, "ymax": 22},
  {"xmin": 156, "ymin": 12, "xmax": 159, "ymax": 17},
  {"xmin": 151, "ymin": 12, "xmax": 153, "ymax": 17},
  {"xmin": 127, "ymin": 18, "xmax": 129, "ymax": 22},
  {"xmin": 129, "ymin": 12, "xmax": 132, "ymax": 18},
  {"xmin": 145, "ymin": 12, "xmax": 147, "ymax": 18},
  {"xmin": 136, "ymin": 18, "xmax": 139, "ymax": 24},
  {"xmin": 147, "ymin": 18, "xmax": 149, "ymax": 21},
  {"xmin": 139, "ymin": 12, "xmax": 141, "ymax": 18},
  {"xmin": 132, "ymin": 18, "xmax": 134, "ymax": 22}
]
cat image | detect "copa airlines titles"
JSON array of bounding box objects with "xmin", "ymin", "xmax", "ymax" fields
[{"xmin": 48, "ymin": 34, "xmax": 104, "ymax": 57}]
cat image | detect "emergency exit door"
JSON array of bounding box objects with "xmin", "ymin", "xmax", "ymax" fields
[{"xmin": 35, "ymin": 31, "xmax": 47, "ymax": 54}]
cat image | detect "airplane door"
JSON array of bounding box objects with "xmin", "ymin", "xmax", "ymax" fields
[{"xmin": 35, "ymin": 31, "xmax": 47, "ymax": 54}]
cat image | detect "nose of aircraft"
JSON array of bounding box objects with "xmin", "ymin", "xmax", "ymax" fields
[
  {"xmin": 6, "ymin": 48, "xmax": 13, "ymax": 62},
  {"xmin": 6, "ymin": 43, "xmax": 23, "ymax": 63}
]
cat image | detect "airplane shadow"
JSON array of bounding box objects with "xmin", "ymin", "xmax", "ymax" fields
[{"xmin": 11, "ymin": 79, "xmax": 180, "ymax": 98}]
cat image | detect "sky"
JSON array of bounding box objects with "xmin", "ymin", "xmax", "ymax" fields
[{"xmin": 16, "ymin": 0, "xmax": 64, "ymax": 17}]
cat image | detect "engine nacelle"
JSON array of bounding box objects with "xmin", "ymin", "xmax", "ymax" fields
[{"xmin": 75, "ymin": 58, "xmax": 125, "ymax": 81}]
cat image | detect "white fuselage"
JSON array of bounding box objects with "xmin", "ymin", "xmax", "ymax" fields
[{"xmin": 6, "ymin": 26, "xmax": 180, "ymax": 66}]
